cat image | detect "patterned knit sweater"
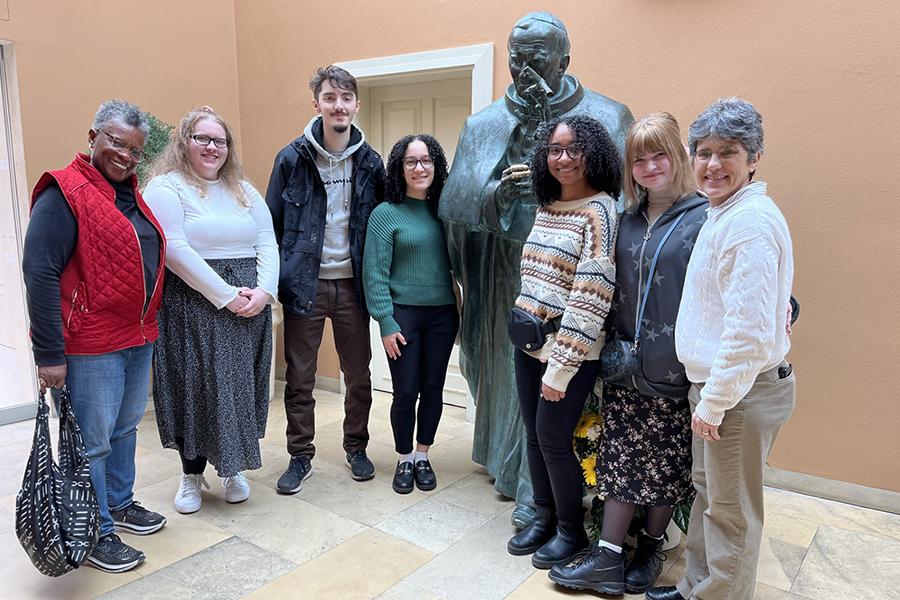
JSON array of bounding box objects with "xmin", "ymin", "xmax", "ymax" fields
[{"xmin": 515, "ymin": 192, "xmax": 618, "ymax": 391}]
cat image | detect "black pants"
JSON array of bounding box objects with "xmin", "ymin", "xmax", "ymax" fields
[
  {"xmin": 515, "ymin": 349, "xmax": 600, "ymax": 523},
  {"xmin": 387, "ymin": 304, "xmax": 459, "ymax": 454}
]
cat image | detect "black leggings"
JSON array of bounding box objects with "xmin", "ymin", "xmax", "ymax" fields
[
  {"xmin": 387, "ymin": 304, "xmax": 459, "ymax": 454},
  {"xmin": 176, "ymin": 437, "xmax": 207, "ymax": 475},
  {"xmin": 515, "ymin": 349, "xmax": 600, "ymax": 523}
]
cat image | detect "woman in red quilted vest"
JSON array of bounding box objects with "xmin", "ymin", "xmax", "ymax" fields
[{"xmin": 22, "ymin": 99, "xmax": 168, "ymax": 574}]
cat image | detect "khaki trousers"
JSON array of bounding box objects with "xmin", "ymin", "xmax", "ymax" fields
[{"xmin": 677, "ymin": 363, "xmax": 795, "ymax": 600}]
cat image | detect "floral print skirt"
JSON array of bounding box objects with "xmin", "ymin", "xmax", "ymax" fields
[{"xmin": 597, "ymin": 383, "xmax": 694, "ymax": 506}]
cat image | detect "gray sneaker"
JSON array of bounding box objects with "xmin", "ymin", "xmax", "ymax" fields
[
  {"xmin": 112, "ymin": 501, "xmax": 167, "ymax": 535},
  {"xmin": 346, "ymin": 450, "xmax": 375, "ymax": 481},
  {"xmin": 85, "ymin": 533, "xmax": 145, "ymax": 573},
  {"xmin": 276, "ymin": 455, "xmax": 312, "ymax": 494}
]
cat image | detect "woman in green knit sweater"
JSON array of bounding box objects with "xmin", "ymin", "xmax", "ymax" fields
[{"xmin": 363, "ymin": 134, "xmax": 458, "ymax": 495}]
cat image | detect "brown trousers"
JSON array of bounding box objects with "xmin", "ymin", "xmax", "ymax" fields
[
  {"xmin": 282, "ymin": 278, "xmax": 373, "ymax": 459},
  {"xmin": 677, "ymin": 363, "xmax": 795, "ymax": 600}
]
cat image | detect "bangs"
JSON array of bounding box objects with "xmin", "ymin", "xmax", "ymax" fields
[{"xmin": 627, "ymin": 123, "xmax": 671, "ymax": 161}]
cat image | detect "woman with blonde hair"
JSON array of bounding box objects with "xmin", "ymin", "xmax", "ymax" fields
[
  {"xmin": 550, "ymin": 112, "xmax": 707, "ymax": 594},
  {"xmin": 144, "ymin": 106, "xmax": 278, "ymax": 513}
]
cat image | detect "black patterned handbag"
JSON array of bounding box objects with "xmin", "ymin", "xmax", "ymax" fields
[{"xmin": 15, "ymin": 388, "xmax": 100, "ymax": 576}]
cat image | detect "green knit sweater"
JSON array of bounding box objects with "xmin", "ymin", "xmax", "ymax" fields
[{"xmin": 363, "ymin": 197, "xmax": 456, "ymax": 336}]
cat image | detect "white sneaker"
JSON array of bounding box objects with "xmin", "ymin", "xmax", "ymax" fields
[
  {"xmin": 175, "ymin": 473, "xmax": 209, "ymax": 514},
  {"xmin": 223, "ymin": 472, "xmax": 250, "ymax": 504}
]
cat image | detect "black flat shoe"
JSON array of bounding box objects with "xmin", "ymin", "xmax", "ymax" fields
[
  {"xmin": 645, "ymin": 585, "xmax": 686, "ymax": 600},
  {"xmin": 392, "ymin": 461, "xmax": 414, "ymax": 494},
  {"xmin": 413, "ymin": 459, "xmax": 437, "ymax": 491}
]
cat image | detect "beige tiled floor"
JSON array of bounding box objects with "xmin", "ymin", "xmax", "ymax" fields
[{"xmin": 2, "ymin": 383, "xmax": 899, "ymax": 599}]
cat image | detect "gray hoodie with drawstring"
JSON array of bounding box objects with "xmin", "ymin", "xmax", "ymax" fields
[{"xmin": 303, "ymin": 117, "xmax": 365, "ymax": 279}]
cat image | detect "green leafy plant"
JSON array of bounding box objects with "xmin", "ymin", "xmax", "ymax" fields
[{"xmin": 135, "ymin": 113, "xmax": 174, "ymax": 185}]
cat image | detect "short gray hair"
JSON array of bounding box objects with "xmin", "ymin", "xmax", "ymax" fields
[
  {"xmin": 688, "ymin": 97, "xmax": 764, "ymax": 160},
  {"xmin": 92, "ymin": 99, "xmax": 150, "ymax": 139}
]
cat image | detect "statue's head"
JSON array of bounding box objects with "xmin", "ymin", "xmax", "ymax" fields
[{"xmin": 507, "ymin": 12, "xmax": 571, "ymax": 99}]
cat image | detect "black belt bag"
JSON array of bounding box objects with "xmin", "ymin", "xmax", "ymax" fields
[{"xmin": 508, "ymin": 307, "xmax": 562, "ymax": 351}]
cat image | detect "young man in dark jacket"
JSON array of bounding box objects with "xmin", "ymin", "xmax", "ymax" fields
[{"xmin": 265, "ymin": 65, "xmax": 385, "ymax": 494}]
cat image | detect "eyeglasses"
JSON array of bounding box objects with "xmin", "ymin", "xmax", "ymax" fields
[
  {"xmin": 403, "ymin": 157, "xmax": 433, "ymax": 170},
  {"xmin": 97, "ymin": 128, "xmax": 144, "ymax": 162},
  {"xmin": 190, "ymin": 134, "xmax": 229, "ymax": 149},
  {"xmin": 694, "ymin": 146, "xmax": 744, "ymax": 162},
  {"xmin": 547, "ymin": 144, "xmax": 584, "ymax": 160}
]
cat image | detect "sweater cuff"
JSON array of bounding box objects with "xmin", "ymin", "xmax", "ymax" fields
[
  {"xmin": 541, "ymin": 361, "xmax": 575, "ymax": 394},
  {"xmin": 34, "ymin": 350, "xmax": 66, "ymax": 367},
  {"xmin": 693, "ymin": 400, "xmax": 725, "ymax": 427},
  {"xmin": 378, "ymin": 317, "xmax": 401, "ymax": 337}
]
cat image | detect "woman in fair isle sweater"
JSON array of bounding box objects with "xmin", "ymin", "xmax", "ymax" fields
[
  {"xmin": 363, "ymin": 135, "xmax": 458, "ymax": 495},
  {"xmin": 506, "ymin": 115, "xmax": 620, "ymax": 570}
]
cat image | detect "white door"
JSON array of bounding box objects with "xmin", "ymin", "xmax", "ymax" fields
[
  {"xmin": 362, "ymin": 76, "xmax": 472, "ymax": 409},
  {"xmin": 0, "ymin": 46, "xmax": 38, "ymax": 424}
]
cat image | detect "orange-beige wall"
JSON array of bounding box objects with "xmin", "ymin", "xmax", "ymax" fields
[
  {"xmin": 0, "ymin": 0, "xmax": 243, "ymax": 190},
  {"xmin": 233, "ymin": 0, "xmax": 900, "ymax": 493}
]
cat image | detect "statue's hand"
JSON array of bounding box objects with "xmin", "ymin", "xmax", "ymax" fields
[{"xmin": 499, "ymin": 164, "xmax": 532, "ymax": 201}]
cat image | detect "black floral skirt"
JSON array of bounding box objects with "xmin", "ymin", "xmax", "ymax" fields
[
  {"xmin": 597, "ymin": 383, "xmax": 694, "ymax": 506},
  {"xmin": 152, "ymin": 258, "xmax": 272, "ymax": 477}
]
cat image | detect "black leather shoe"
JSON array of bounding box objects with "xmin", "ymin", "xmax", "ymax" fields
[
  {"xmin": 548, "ymin": 542, "xmax": 624, "ymax": 594},
  {"xmin": 413, "ymin": 459, "xmax": 437, "ymax": 491},
  {"xmin": 507, "ymin": 506, "xmax": 556, "ymax": 556},
  {"xmin": 392, "ymin": 461, "xmax": 414, "ymax": 494},
  {"xmin": 625, "ymin": 532, "xmax": 667, "ymax": 593},
  {"xmin": 645, "ymin": 585, "xmax": 686, "ymax": 600},
  {"xmin": 531, "ymin": 519, "xmax": 589, "ymax": 569}
]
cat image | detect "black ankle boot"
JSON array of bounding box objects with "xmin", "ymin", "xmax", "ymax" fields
[
  {"xmin": 531, "ymin": 519, "xmax": 589, "ymax": 569},
  {"xmin": 547, "ymin": 541, "xmax": 624, "ymax": 593},
  {"xmin": 624, "ymin": 531, "xmax": 666, "ymax": 593},
  {"xmin": 507, "ymin": 506, "xmax": 556, "ymax": 556}
]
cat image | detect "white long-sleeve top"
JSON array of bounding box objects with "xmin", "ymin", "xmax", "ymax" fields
[
  {"xmin": 675, "ymin": 182, "xmax": 793, "ymax": 426},
  {"xmin": 143, "ymin": 172, "xmax": 279, "ymax": 309}
]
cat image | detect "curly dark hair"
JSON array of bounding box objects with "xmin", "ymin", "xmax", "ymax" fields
[
  {"xmin": 385, "ymin": 134, "xmax": 449, "ymax": 215},
  {"xmin": 529, "ymin": 114, "xmax": 623, "ymax": 206}
]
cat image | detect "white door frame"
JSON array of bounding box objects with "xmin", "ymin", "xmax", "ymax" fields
[
  {"xmin": 0, "ymin": 42, "xmax": 38, "ymax": 424},
  {"xmin": 337, "ymin": 43, "xmax": 494, "ymax": 117}
]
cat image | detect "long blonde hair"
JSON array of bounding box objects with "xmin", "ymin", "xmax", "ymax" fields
[
  {"xmin": 146, "ymin": 107, "xmax": 247, "ymax": 205},
  {"xmin": 622, "ymin": 112, "xmax": 697, "ymax": 213}
]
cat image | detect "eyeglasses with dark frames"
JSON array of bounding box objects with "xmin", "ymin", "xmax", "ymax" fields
[
  {"xmin": 190, "ymin": 134, "xmax": 229, "ymax": 149},
  {"xmin": 402, "ymin": 157, "xmax": 434, "ymax": 170},
  {"xmin": 547, "ymin": 144, "xmax": 585, "ymax": 160}
]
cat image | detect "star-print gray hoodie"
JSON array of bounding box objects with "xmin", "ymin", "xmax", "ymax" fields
[{"xmin": 606, "ymin": 192, "xmax": 709, "ymax": 398}]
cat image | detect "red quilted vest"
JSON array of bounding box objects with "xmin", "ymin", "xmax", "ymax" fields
[{"xmin": 30, "ymin": 154, "xmax": 166, "ymax": 355}]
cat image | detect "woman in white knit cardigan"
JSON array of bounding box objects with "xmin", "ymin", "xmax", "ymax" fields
[{"xmin": 647, "ymin": 97, "xmax": 796, "ymax": 600}]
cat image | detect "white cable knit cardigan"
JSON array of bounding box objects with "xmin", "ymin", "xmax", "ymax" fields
[{"xmin": 675, "ymin": 182, "xmax": 794, "ymax": 426}]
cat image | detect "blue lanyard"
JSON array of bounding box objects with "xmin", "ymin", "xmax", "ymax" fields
[{"xmin": 634, "ymin": 211, "xmax": 687, "ymax": 350}]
